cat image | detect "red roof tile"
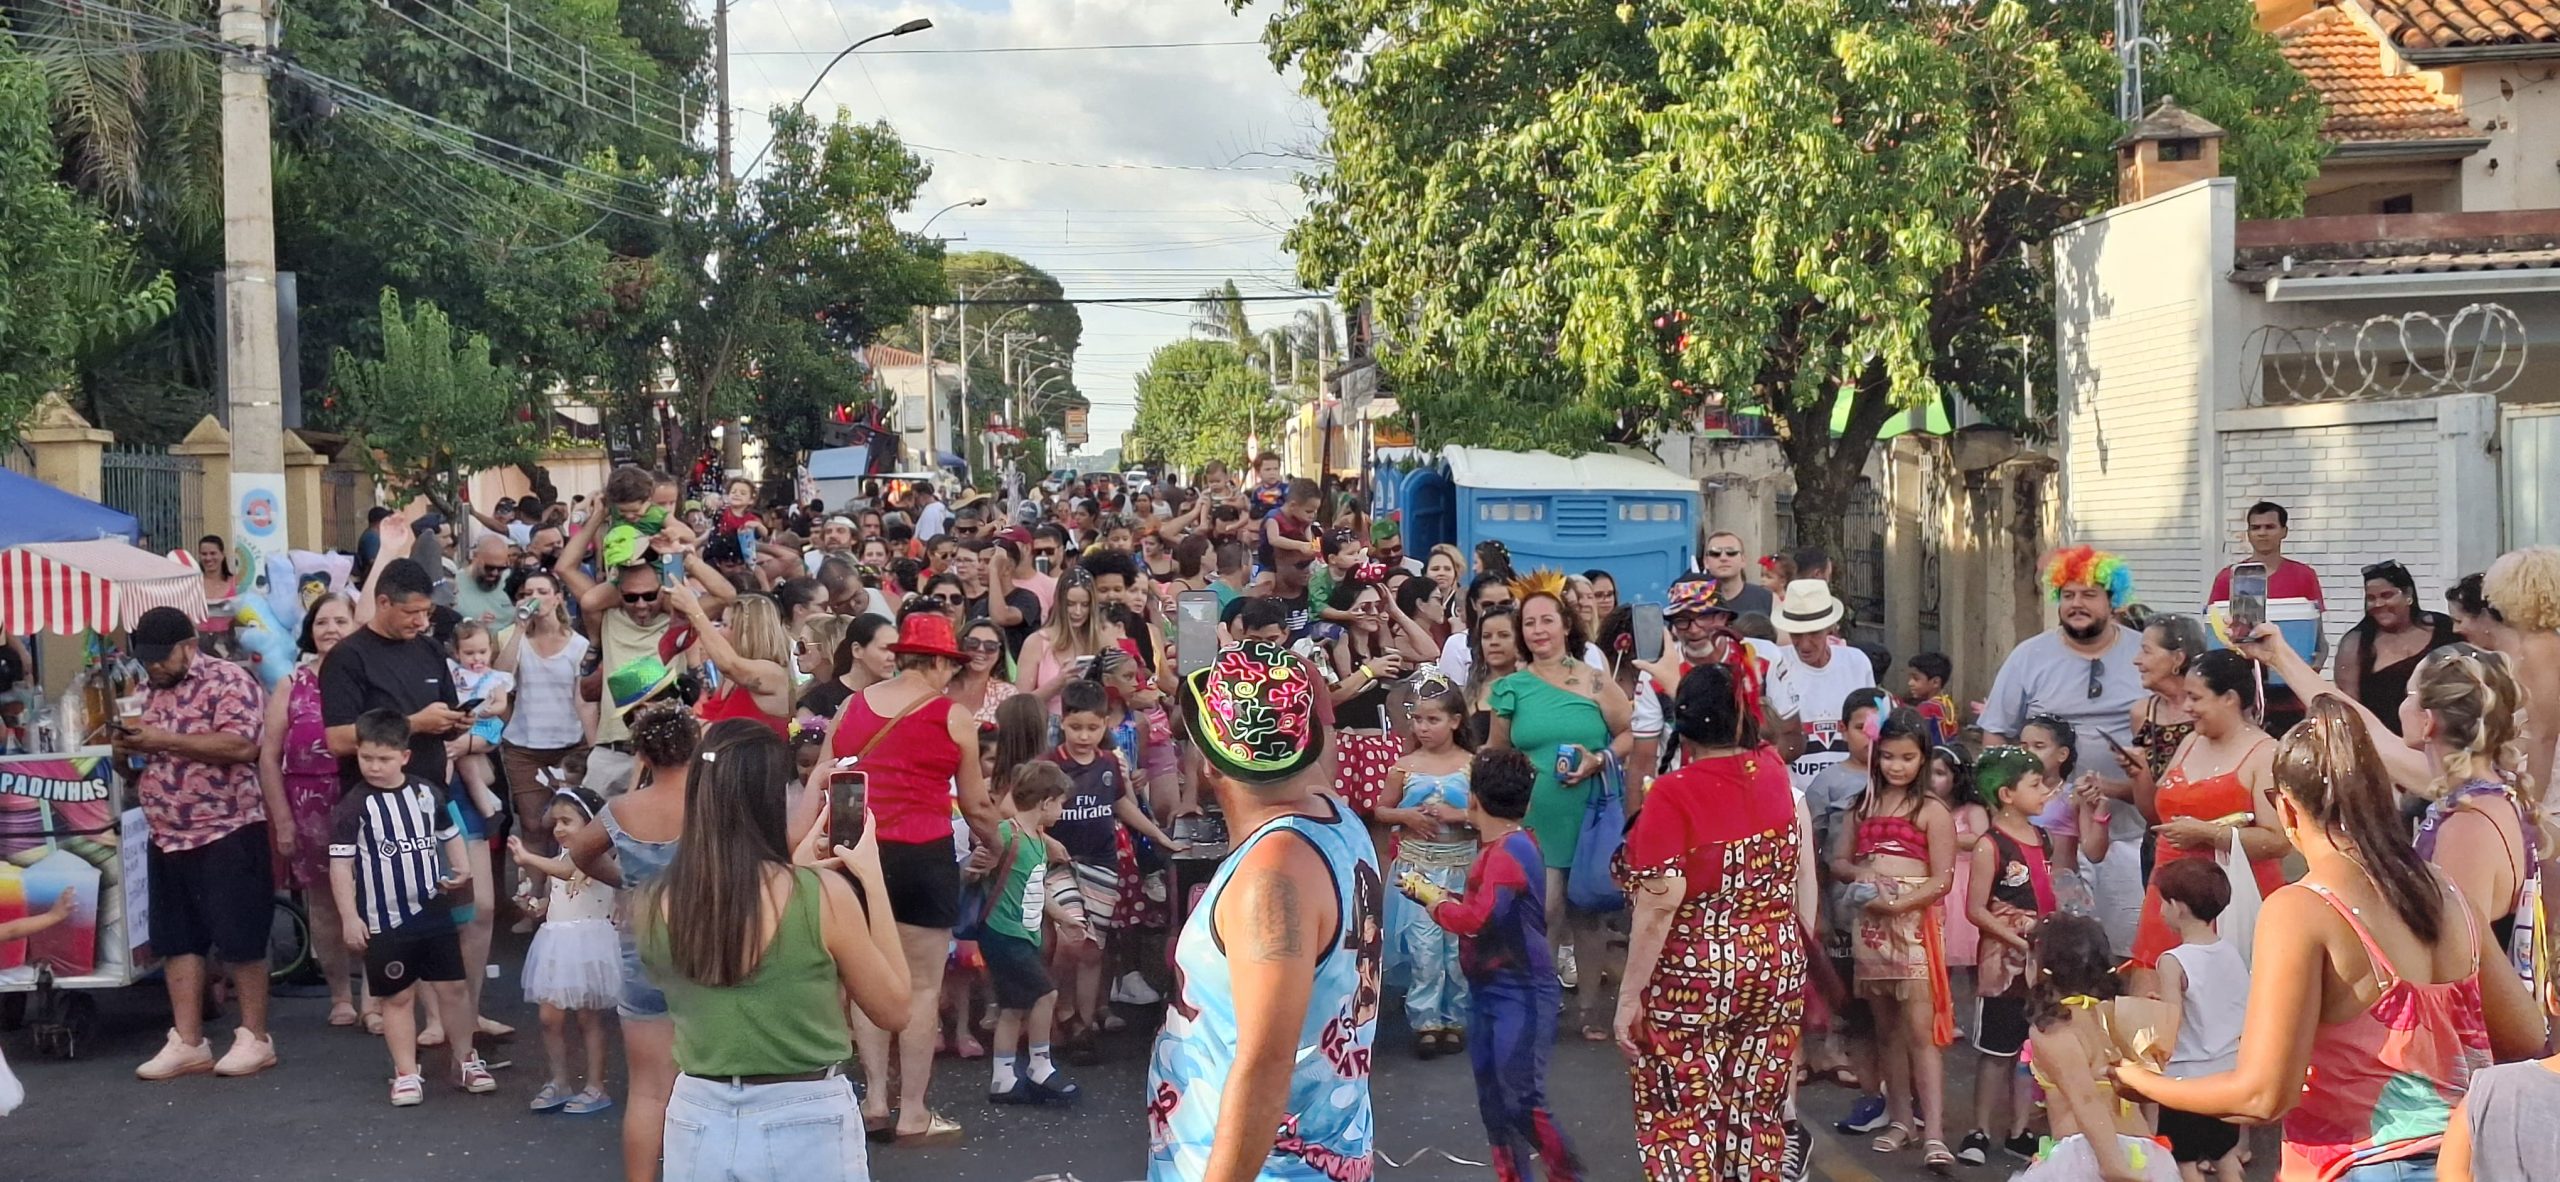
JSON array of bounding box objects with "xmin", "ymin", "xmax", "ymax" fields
[
  {"xmin": 2277, "ymin": 7, "xmax": 2477, "ymax": 141},
  {"xmin": 2365, "ymin": 0, "xmax": 2560, "ymax": 49}
]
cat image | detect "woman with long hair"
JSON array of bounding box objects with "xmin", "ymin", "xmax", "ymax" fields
[
  {"xmin": 673, "ymin": 589, "xmax": 793, "ymax": 734},
  {"xmin": 564, "ymin": 701, "xmax": 700, "ymax": 1182},
  {"xmin": 1465, "ymin": 607, "xmax": 1522, "ymax": 747},
  {"xmin": 800, "ymin": 614, "xmax": 898, "ymax": 727},
  {"xmin": 1616, "ymin": 658, "xmax": 1815, "ymax": 1179},
  {"xmin": 798, "ymin": 614, "xmax": 853, "ymax": 693},
  {"xmin": 2337, "ymin": 561, "xmax": 2461, "ymax": 732},
  {"xmin": 1017, "ymin": 573, "xmax": 1111, "ymax": 707},
  {"xmin": 638, "ymin": 723, "xmax": 909, "ymax": 1182},
  {"xmin": 1327, "ymin": 574, "xmax": 1408, "ymax": 818},
  {"xmin": 2116, "ymin": 697, "xmax": 2545, "ymax": 1180},
  {"xmin": 195, "ymin": 535, "xmax": 238, "ymax": 639},
  {"xmin": 946, "ymin": 617, "xmax": 1021, "ymax": 725},
  {"xmin": 2482, "ymin": 549, "xmax": 2560, "ymax": 824},
  {"xmin": 498, "ymin": 572, "xmax": 594, "ymax": 854},
  {"xmin": 817, "ymin": 612, "xmax": 999, "ymax": 1146},
  {"xmin": 2123, "ymin": 649, "xmax": 2291, "ymax": 986},
  {"xmin": 260, "ymin": 590, "xmax": 360, "ymax": 1025}
]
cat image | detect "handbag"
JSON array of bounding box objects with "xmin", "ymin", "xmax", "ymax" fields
[
  {"xmin": 1566, "ymin": 752, "xmax": 1629, "ymax": 913},
  {"xmin": 2215, "ymin": 838, "xmax": 2263, "ymax": 968}
]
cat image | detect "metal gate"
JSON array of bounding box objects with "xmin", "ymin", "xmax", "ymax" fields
[
  {"xmin": 100, "ymin": 446, "xmax": 201, "ymax": 550},
  {"xmin": 2507, "ymin": 406, "xmax": 2560, "ymax": 551}
]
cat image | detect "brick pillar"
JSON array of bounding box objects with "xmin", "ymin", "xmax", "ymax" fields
[
  {"xmin": 169, "ymin": 415, "xmax": 234, "ymax": 547},
  {"xmin": 282, "ymin": 431, "xmax": 326, "ymax": 554},
  {"xmin": 18, "ymin": 393, "xmax": 116, "ymax": 695}
]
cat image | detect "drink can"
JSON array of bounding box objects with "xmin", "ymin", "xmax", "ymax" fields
[{"xmin": 1556, "ymin": 744, "xmax": 1583, "ymax": 778}]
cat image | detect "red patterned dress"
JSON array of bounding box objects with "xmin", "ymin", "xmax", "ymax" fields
[{"xmin": 1617, "ymin": 744, "xmax": 1807, "ymax": 1181}]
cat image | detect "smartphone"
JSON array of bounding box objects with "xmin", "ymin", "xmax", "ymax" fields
[
  {"xmin": 1034, "ymin": 553, "xmax": 1055, "ymax": 575},
  {"xmin": 1176, "ymin": 589, "xmax": 1221, "ymax": 677},
  {"xmin": 1631, "ymin": 603, "xmax": 1666, "ymax": 663},
  {"xmin": 828, "ymin": 763, "xmax": 869, "ymax": 847},
  {"xmin": 2228, "ymin": 561, "xmax": 2269, "ymax": 637},
  {"xmin": 457, "ymin": 697, "xmax": 486, "ymax": 715}
]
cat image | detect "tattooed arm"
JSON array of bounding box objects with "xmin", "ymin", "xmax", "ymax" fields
[{"xmin": 1204, "ymin": 834, "xmax": 1339, "ymax": 1182}]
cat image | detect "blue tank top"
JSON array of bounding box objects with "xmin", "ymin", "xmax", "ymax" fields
[{"xmin": 1147, "ymin": 795, "xmax": 1381, "ymax": 1181}]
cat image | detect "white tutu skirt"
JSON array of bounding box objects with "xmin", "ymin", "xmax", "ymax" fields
[
  {"xmin": 2012, "ymin": 1134, "xmax": 2181, "ymax": 1182},
  {"xmin": 522, "ymin": 918, "xmax": 624, "ymax": 1010}
]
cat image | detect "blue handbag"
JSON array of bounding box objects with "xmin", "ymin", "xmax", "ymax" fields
[{"xmin": 1566, "ymin": 752, "xmax": 1629, "ymax": 913}]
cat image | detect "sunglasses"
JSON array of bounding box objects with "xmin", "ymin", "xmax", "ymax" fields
[
  {"xmin": 1033, "ymin": 547, "xmax": 1059, "ymax": 559},
  {"xmin": 2361, "ymin": 560, "xmax": 2409, "ymax": 581},
  {"xmin": 961, "ymin": 637, "xmax": 1003, "ymax": 654},
  {"xmin": 1706, "ymin": 548, "xmax": 1743, "ymax": 558},
  {"xmin": 623, "ymin": 590, "xmax": 661, "ymax": 605},
  {"xmin": 2086, "ymin": 657, "xmax": 2106, "ymax": 700},
  {"xmin": 932, "ymin": 594, "xmax": 965, "ymax": 607}
]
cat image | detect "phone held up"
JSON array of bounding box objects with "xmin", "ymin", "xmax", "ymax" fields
[
  {"xmin": 2227, "ymin": 561, "xmax": 2269, "ymax": 638},
  {"xmin": 1631, "ymin": 603, "xmax": 1666, "ymax": 664},
  {"xmin": 827, "ymin": 759, "xmax": 869, "ymax": 848}
]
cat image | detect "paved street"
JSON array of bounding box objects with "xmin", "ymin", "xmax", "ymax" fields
[{"xmin": 8, "ymin": 932, "xmax": 1963, "ymax": 1182}]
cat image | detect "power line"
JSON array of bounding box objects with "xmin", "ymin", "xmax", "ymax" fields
[
  {"xmin": 905, "ymin": 141, "xmax": 1300, "ymax": 173},
  {"xmin": 951, "ymin": 295, "xmax": 1324, "ymax": 306},
  {"xmin": 367, "ymin": 1, "xmax": 690, "ymax": 148},
  {"xmin": 735, "ymin": 38, "xmax": 1262, "ymax": 56}
]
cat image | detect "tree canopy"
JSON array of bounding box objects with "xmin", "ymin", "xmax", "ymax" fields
[
  {"xmin": 1126, "ymin": 339, "xmax": 1286, "ymax": 473},
  {"xmin": 332, "ymin": 287, "xmax": 545, "ymax": 516},
  {"xmin": 1243, "ymin": 0, "xmax": 2322, "ymax": 553}
]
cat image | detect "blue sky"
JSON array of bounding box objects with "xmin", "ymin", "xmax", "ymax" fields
[{"xmin": 722, "ymin": 0, "xmax": 1330, "ymax": 452}]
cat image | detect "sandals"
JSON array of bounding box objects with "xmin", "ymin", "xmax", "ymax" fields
[
  {"xmin": 328, "ymin": 1001, "xmax": 360, "ymax": 1028},
  {"xmin": 1806, "ymin": 1064, "xmax": 1862, "ymax": 1090},
  {"xmin": 893, "ymin": 1109, "xmax": 964, "ymax": 1148},
  {"xmin": 863, "ymin": 1112, "xmax": 895, "ymax": 1144},
  {"xmin": 1873, "ymin": 1123, "xmax": 1916, "ymax": 1153},
  {"xmin": 1924, "ymin": 1139, "xmax": 1957, "ymax": 1172}
]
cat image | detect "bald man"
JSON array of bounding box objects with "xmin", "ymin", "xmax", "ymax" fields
[{"xmin": 453, "ymin": 535, "xmax": 518, "ymax": 632}]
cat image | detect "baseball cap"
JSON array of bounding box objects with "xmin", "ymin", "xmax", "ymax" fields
[
  {"xmin": 1180, "ymin": 640, "xmax": 1327, "ymax": 786},
  {"xmin": 130, "ymin": 606, "xmax": 197, "ymax": 664}
]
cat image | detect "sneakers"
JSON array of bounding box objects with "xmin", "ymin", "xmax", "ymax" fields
[
  {"xmin": 390, "ymin": 1073, "xmax": 425, "ymax": 1107},
  {"xmin": 1110, "ymin": 971, "xmax": 1163, "ymax": 1006},
  {"xmin": 135, "ymin": 1029, "xmax": 215, "ymax": 1081},
  {"xmin": 1836, "ymin": 1094, "xmax": 1890, "ymax": 1135},
  {"xmin": 1782, "ymin": 1120, "xmax": 1812, "ymax": 1182},
  {"xmin": 1025, "ymin": 1072, "xmax": 1081, "ymax": 1105},
  {"xmin": 214, "ymin": 1028, "xmax": 277, "ymax": 1077},
  {"xmin": 1556, "ymin": 945, "xmax": 1580, "ymax": 990},
  {"xmin": 562, "ymin": 1088, "xmax": 614, "ymax": 1114},
  {"xmin": 457, "ymin": 1055, "xmax": 498, "ymax": 1094},
  {"xmin": 1958, "ymin": 1130, "xmax": 1991, "ymax": 1166},
  {"xmin": 2003, "ymin": 1132, "xmax": 2042, "ymax": 1162}
]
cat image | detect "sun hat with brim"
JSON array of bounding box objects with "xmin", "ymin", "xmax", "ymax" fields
[
  {"xmin": 1774, "ymin": 579, "xmax": 1846, "ymax": 634},
  {"xmin": 608, "ymin": 656, "xmax": 682, "ymax": 717},
  {"xmin": 1182, "ymin": 640, "xmax": 1327, "ymax": 786},
  {"xmin": 600, "ymin": 523, "xmax": 651, "ymax": 571},
  {"xmin": 887, "ymin": 612, "xmax": 965, "ymax": 661}
]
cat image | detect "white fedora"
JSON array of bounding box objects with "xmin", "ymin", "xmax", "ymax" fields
[{"xmin": 1775, "ymin": 579, "xmax": 1846, "ymax": 634}]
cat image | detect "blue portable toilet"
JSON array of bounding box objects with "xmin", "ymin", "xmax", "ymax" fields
[{"xmin": 1397, "ymin": 447, "xmax": 1701, "ymax": 597}]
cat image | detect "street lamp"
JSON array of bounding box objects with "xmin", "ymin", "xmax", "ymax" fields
[
  {"xmin": 919, "ymin": 196, "xmax": 987, "ymax": 239},
  {"xmin": 738, "ymin": 18, "xmax": 935, "ymax": 178}
]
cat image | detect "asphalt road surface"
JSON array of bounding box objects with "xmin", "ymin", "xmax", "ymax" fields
[{"xmin": 8, "ymin": 934, "xmax": 1979, "ymax": 1182}]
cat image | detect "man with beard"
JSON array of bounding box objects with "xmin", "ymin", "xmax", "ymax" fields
[
  {"xmin": 1978, "ymin": 545, "xmax": 2148, "ymax": 954},
  {"xmin": 804, "ymin": 514, "xmax": 859, "ymax": 576},
  {"xmin": 453, "ymin": 535, "xmax": 517, "ymax": 634}
]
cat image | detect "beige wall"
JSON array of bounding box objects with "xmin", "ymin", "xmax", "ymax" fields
[{"xmin": 2457, "ymin": 61, "xmax": 2560, "ymax": 214}]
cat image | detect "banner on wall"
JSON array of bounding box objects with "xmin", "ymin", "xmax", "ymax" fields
[
  {"xmin": 232, "ymin": 473, "xmax": 290, "ymax": 575},
  {"xmin": 0, "ymin": 750, "xmax": 132, "ymax": 982}
]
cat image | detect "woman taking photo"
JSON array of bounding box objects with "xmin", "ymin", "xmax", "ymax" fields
[
  {"xmin": 2337, "ymin": 561, "xmax": 2460, "ymax": 732},
  {"xmin": 2124, "ymin": 649, "xmax": 2291, "ymax": 986},
  {"xmin": 498, "ymin": 572, "xmax": 593, "ymax": 854},
  {"xmin": 1616, "ymin": 659, "xmax": 1816, "ymax": 1179},
  {"xmin": 1328, "ymin": 575, "xmax": 1408, "ymax": 818},
  {"xmin": 565, "ymin": 701, "xmax": 698, "ymax": 1182},
  {"xmin": 638, "ymin": 723, "xmax": 910, "ymax": 1182},
  {"xmin": 819, "ymin": 612, "xmax": 999, "ymax": 1147},
  {"xmin": 672, "ymin": 589, "xmax": 794, "ymax": 735},
  {"xmin": 260, "ymin": 591, "xmax": 360, "ymax": 1026},
  {"xmin": 2116, "ymin": 697, "xmax": 2544, "ymax": 1181},
  {"xmin": 1017, "ymin": 573, "xmax": 1113, "ymax": 708},
  {"xmin": 946, "ymin": 617, "xmax": 1021, "ymax": 725},
  {"xmin": 1490, "ymin": 583, "xmax": 1632, "ymax": 1026}
]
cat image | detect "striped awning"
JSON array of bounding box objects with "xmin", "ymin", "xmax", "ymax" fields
[{"xmin": 0, "ymin": 541, "xmax": 210, "ymax": 636}]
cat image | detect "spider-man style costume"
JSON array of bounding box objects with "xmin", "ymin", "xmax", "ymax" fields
[{"xmin": 1427, "ymin": 829, "xmax": 1581, "ymax": 1182}]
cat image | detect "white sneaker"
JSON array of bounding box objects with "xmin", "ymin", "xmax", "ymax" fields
[
  {"xmin": 1110, "ymin": 971, "xmax": 1162, "ymax": 1006},
  {"xmin": 214, "ymin": 1028, "xmax": 277, "ymax": 1077},
  {"xmin": 135, "ymin": 1028, "xmax": 215, "ymax": 1081},
  {"xmin": 390, "ymin": 1073, "xmax": 425, "ymax": 1106},
  {"xmin": 1556, "ymin": 945, "xmax": 1580, "ymax": 990}
]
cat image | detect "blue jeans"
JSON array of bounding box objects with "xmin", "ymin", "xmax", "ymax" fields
[
  {"xmin": 663, "ymin": 1073, "xmax": 870, "ymax": 1182},
  {"xmin": 2340, "ymin": 1154, "xmax": 2438, "ymax": 1182}
]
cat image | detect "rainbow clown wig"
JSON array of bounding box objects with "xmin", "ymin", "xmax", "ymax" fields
[{"xmin": 2041, "ymin": 545, "xmax": 2134, "ymax": 607}]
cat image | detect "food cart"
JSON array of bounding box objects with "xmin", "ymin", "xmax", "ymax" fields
[{"xmin": 0, "ymin": 536, "xmax": 209, "ymax": 1057}]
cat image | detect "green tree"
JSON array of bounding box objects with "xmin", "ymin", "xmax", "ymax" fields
[
  {"xmin": 1245, "ymin": 0, "xmax": 2323, "ymax": 558},
  {"xmin": 0, "ymin": 42, "xmax": 172, "ymax": 443},
  {"xmin": 1127, "ymin": 339, "xmax": 1285, "ymax": 472},
  {"xmin": 331, "ymin": 288, "xmax": 546, "ymax": 515}
]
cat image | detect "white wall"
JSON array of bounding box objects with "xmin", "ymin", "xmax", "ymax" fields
[
  {"xmin": 2054, "ymin": 179, "xmax": 2239, "ymax": 611},
  {"xmin": 2457, "ymin": 61, "xmax": 2560, "ymax": 214}
]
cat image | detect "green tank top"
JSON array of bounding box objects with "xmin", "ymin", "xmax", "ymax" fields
[{"xmin": 640, "ymin": 866, "xmax": 850, "ymax": 1077}]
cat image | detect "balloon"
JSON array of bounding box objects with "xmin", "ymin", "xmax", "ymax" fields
[{"xmin": 228, "ymin": 597, "xmax": 298, "ymax": 692}]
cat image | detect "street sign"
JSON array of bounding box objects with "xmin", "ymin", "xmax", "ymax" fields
[{"xmin": 1062, "ymin": 407, "xmax": 1089, "ymax": 446}]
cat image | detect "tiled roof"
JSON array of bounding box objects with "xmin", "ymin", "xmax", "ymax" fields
[
  {"xmin": 2277, "ymin": 7, "xmax": 2477, "ymax": 141},
  {"xmin": 2230, "ymin": 246, "xmax": 2560, "ymax": 285},
  {"xmin": 2366, "ymin": 0, "xmax": 2560, "ymax": 49}
]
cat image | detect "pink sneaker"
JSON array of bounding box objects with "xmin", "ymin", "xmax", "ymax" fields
[
  {"xmin": 135, "ymin": 1029, "xmax": 215, "ymax": 1081},
  {"xmin": 457, "ymin": 1055, "xmax": 497, "ymax": 1094},
  {"xmin": 214, "ymin": 1028, "xmax": 277, "ymax": 1077}
]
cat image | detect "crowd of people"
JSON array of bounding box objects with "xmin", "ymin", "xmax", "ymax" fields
[{"xmin": 82, "ymin": 455, "xmax": 2560, "ymax": 1182}]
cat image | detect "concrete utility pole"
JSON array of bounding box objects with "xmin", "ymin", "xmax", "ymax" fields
[
  {"xmin": 955, "ymin": 287, "xmax": 970, "ymax": 478},
  {"xmin": 218, "ymin": 0, "xmax": 288, "ymax": 568},
  {"xmin": 918, "ymin": 305, "xmax": 935, "ymax": 471},
  {"xmin": 714, "ymin": 0, "xmax": 733, "ymax": 182}
]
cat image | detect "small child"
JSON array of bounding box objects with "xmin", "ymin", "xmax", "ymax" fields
[
  {"xmin": 1828, "ymin": 705, "xmax": 1957, "ymax": 1167},
  {"xmin": 1375, "ymin": 675, "xmax": 1475, "ymax": 1056},
  {"xmin": 2021, "ymin": 714, "xmax": 2109, "ymax": 915},
  {"xmin": 445, "ymin": 622, "xmax": 513, "ymax": 821},
  {"xmin": 2015, "ymin": 914, "xmax": 2178, "ymax": 1182},
  {"xmin": 1962, "ymin": 747, "xmax": 2061, "ymax": 1164},
  {"xmin": 1049, "ymin": 679, "xmax": 1183, "ymax": 1060},
  {"xmin": 1931, "ymin": 745, "xmax": 1984, "ymax": 1035},
  {"xmin": 981, "ymin": 762, "xmax": 1086, "ymax": 1105},
  {"xmin": 1259, "ymin": 478, "xmax": 1322, "ymax": 573},
  {"xmin": 1809, "ymin": 688, "xmax": 1886, "ymax": 1132},
  {"xmin": 507, "ymin": 788, "xmax": 622, "ymax": 1115},
  {"xmin": 1904, "ymin": 652, "xmax": 1958, "ymax": 748},
  {"xmin": 330, "ymin": 708, "xmax": 492, "ymax": 1106},
  {"xmin": 2443, "ymin": 972, "xmax": 2560, "ymax": 1182},
  {"xmin": 2148, "ymin": 858, "xmax": 2246, "ymax": 1182},
  {"xmin": 1402, "ymin": 748, "xmax": 1582, "ymax": 1182},
  {"xmin": 0, "ymin": 888, "xmax": 77, "ymax": 1115}
]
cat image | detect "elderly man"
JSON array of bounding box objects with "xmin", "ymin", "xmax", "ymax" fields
[
  {"xmin": 1978, "ymin": 545, "xmax": 2149, "ymax": 953},
  {"xmin": 1767, "ymin": 579, "xmax": 1878, "ymax": 786},
  {"xmin": 119, "ymin": 607, "xmax": 284, "ymax": 1080}
]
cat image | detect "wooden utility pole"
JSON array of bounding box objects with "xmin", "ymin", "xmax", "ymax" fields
[
  {"xmin": 218, "ymin": 0, "xmax": 289, "ymax": 567},
  {"xmin": 714, "ymin": 0, "xmax": 733, "ymax": 182}
]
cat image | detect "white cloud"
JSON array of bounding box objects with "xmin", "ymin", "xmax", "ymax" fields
[{"xmin": 724, "ymin": 0, "xmax": 1328, "ymax": 449}]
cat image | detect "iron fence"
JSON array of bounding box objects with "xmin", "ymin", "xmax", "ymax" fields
[{"xmin": 100, "ymin": 445, "xmax": 201, "ymax": 551}]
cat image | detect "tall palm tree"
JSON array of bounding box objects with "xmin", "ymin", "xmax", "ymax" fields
[{"xmin": 1189, "ymin": 279, "xmax": 1256, "ymax": 360}]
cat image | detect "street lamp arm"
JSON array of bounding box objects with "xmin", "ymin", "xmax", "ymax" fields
[{"xmin": 738, "ymin": 18, "xmax": 933, "ymax": 180}]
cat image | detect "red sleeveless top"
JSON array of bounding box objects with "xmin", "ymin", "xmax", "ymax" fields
[{"xmin": 828, "ymin": 689, "xmax": 963, "ymax": 846}]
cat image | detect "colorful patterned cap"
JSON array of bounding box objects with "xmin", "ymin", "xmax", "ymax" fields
[
  {"xmin": 1974, "ymin": 745, "xmax": 2043, "ymax": 810},
  {"xmin": 1665, "ymin": 574, "xmax": 1733, "ymax": 619},
  {"xmin": 1181, "ymin": 640, "xmax": 1327, "ymax": 786}
]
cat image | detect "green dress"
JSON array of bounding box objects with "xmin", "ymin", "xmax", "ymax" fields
[{"xmin": 1490, "ymin": 669, "xmax": 1612, "ymax": 869}]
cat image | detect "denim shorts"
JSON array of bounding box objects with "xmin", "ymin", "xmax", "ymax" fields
[
  {"xmin": 663, "ymin": 1073, "xmax": 869, "ymax": 1182},
  {"xmin": 618, "ymin": 936, "xmax": 668, "ymax": 1019},
  {"xmin": 2339, "ymin": 1154, "xmax": 2437, "ymax": 1182}
]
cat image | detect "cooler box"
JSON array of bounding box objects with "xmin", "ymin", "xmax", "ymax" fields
[{"xmin": 2206, "ymin": 596, "xmax": 2321, "ymax": 686}]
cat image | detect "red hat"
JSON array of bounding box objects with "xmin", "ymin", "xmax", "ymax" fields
[
  {"xmin": 888, "ymin": 612, "xmax": 965, "ymax": 661},
  {"xmin": 997, "ymin": 525, "xmax": 1033, "ymax": 545}
]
